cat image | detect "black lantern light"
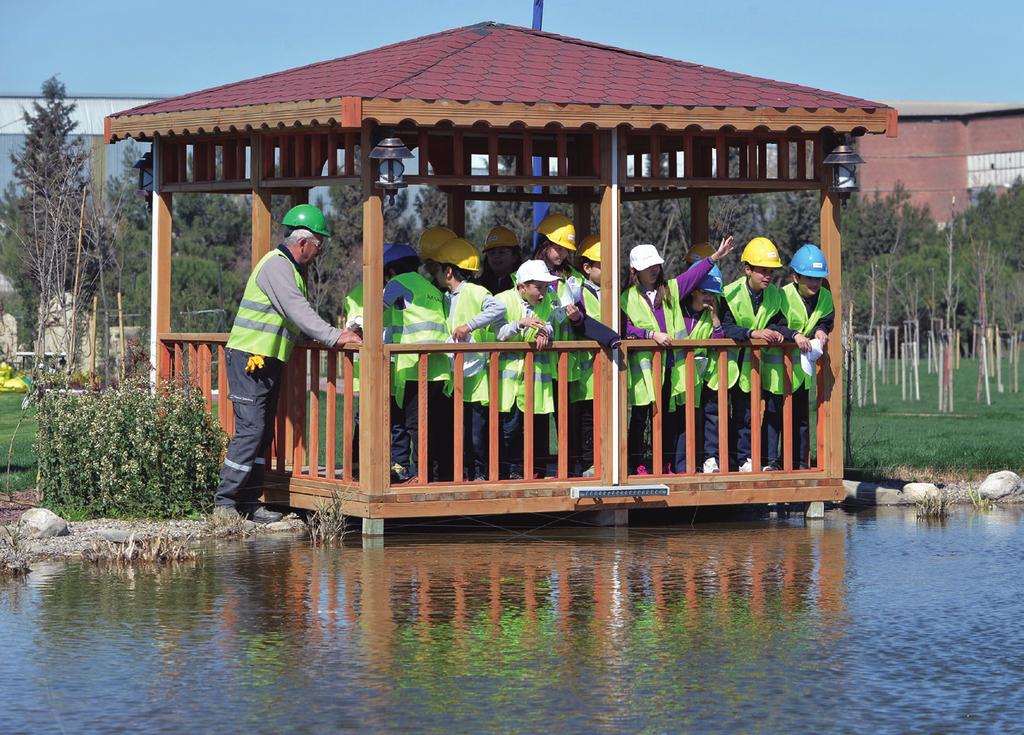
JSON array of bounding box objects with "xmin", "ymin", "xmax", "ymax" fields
[
  {"xmin": 822, "ymin": 134, "xmax": 864, "ymax": 203},
  {"xmin": 133, "ymin": 149, "xmax": 154, "ymax": 203},
  {"xmin": 369, "ymin": 132, "xmax": 414, "ymax": 205}
]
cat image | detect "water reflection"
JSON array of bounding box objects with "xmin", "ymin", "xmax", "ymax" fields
[{"xmin": 8, "ymin": 511, "xmax": 1023, "ymax": 733}]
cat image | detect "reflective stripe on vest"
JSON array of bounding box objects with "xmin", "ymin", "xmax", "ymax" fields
[
  {"xmin": 494, "ymin": 289, "xmax": 556, "ymax": 414},
  {"xmin": 226, "ymin": 249, "xmax": 306, "ymax": 362},
  {"xmin": 446, "ymin": 282, "xmax": 496, "ymax": 405},
  {"xmin": 722, "ymin": 278, "xmax": 786, "ymax": 395},
  {"xmin": 387, "ymin": 272, "xmax": 450, "ymax": 404},
  {"xmin": 783, "ymin": 283, "xmax": 834, "ymax": 390}
]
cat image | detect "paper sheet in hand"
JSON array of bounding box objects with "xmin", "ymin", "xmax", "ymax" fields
[{"xmin": 800, "ymin": 338, "xmax": 824, "ymax": 376}]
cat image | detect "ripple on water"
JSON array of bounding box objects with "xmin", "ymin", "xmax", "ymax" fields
[{"xmin": 2, "ymin": 508, "xmax": 1024, "ymax": 733}]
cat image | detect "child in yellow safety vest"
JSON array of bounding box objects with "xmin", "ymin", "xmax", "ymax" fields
[
  {"xmin": 716, "ymin": 237, "xmax": 799, "ymax": 472},
  {"xmin": 383, "ymin": 243, "xmax": 453, "ymax": 484},
  {"xmin": 494, "ymin": 260, "xmax": 581, "ymax": 479},
  {"xmin": 477, "ymin": 225, "xmax": 522, "ymax": 296},
  {"xmin": 434, "ymin": 237, "xmax": 507, "ymax": 482},
  {"xmin": 620, "ymin": 237, "xmax": 735, "ymax": 475},
  {"xmin": 782, "ymin": 244, "xmax": 834, "ymax": 470}
]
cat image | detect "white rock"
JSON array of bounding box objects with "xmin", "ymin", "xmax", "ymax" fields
[
  {"xmin": 264, "ymin": 520, "xmax": 304, "ymax": 532},
  {"xmin": 19, "ymin": 508, "xmax": 69, "ymax": 539},
  {"xmin": 901, "ymin": 482, "xmax": 941, "ymax": 503},
  {"xmin": 95, "ymin": 529, "xmax": 132, "ymax": 543},
  {"xmin": 977, "ymin": 471, "xmax": 1024, "ymax": 501}
]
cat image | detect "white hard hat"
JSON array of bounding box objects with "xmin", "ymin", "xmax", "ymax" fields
[
  {"xmin": 516, "ymin": 260, "xmax": 560, "ymax": 285},
  {"xmin": 629, "ymin": 244, "xmax": 664, "ymax": 271}
]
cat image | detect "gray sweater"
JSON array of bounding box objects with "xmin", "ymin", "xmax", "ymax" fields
[{"xmin": 255, "ymin": 252, "xmax": 341, "ymax": 346}]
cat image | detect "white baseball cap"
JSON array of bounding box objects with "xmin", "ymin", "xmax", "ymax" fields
[
  {"xmin": 516, "ymin": 260, "xmax": 560, "ymax": 285},
  {"xmin": 629, "ymin": 244, "xmax": 664, "ymax": 271}
]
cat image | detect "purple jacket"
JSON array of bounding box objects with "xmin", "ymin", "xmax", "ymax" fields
[{"xmin": 622, "ymin": 258, "xmax": 721, "ymax": 339}]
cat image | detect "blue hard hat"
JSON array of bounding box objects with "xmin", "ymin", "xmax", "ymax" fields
[
  {"xmin": 382, "ymin": 243, "xmax": 419, "ymax": 267},
  {"xmin": 697, "ymin": 264, "xmax": 724, "ymax": 294},
  {"xmin": 791, "ymin": 244, "xmax": 829, "ymax": 278}
]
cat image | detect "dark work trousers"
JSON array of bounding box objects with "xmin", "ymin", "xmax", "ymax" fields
[
  {"xmin": 569, "ymin": 399, "xmax": 594, "ymax": 476},
  {"xmin": 391, "ymin": 380, "xmax": 453, "ymax": 482},
  {"xmin": 792, "ymin": 387, "xmax": 811, "ymax": 469},
  {"xmin": 701, "ymin": 389, "xmax": 720, "ymax": 465},
  {"xmin": 627, "ymin": 379, "xmax": 682, "ymax": 474},
  {"xmin": 731, "ymin": 387, "xmax": 784, "ymax": 469},
  {"xmin": 464, "ymin": 401, "xmax": 489, "ymax": 481},
  {"xmin": 500, "ymin": 406, "xmax": 554, "ymax": 479},
  {"xmin": 214, "ymin": 348, "xmax": 284, "ymax": 510}
]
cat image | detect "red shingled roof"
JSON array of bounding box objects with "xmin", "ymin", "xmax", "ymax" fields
[{"xmin": 113, "ymin": 22, "xmax": 884, "ymax": 117}]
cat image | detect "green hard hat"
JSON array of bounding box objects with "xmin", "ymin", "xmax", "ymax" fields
[{"xmin": 281, "ymin": 204, "xmax": 331, "ymax": 238}]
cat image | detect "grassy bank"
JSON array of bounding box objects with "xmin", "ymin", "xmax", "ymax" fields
[
  {"xmin": 0, "ymin": 393, "xmax": 37, "ymax": 496},
  {"xmin": 847, "ymin": 357, "xmax": 1023, "ymax": 480}
]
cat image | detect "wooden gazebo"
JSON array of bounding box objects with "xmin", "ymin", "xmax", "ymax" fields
[{"xmin": 106, "ymin": 22, "xmax": 895, "ymax": 534}]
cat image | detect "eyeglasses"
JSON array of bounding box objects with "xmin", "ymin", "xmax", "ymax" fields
[{"xmin": 308, "ymin": 236, "xmax": 325, "ymax": 252}]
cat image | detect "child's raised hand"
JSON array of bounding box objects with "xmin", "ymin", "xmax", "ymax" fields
[
  {"xmin": 451, "ymin": 324, "xmax": 472, "ymax": 342},
  {"xmin": 711, "ymin": 235, "xmax": 735, "ymax": 262}
]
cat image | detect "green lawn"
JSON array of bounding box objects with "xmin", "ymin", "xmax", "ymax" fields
[
  {"xmin": 847, "ymin": 357, "xmax": 1023, "ymax": 479},
  {"xmin": 0, "ymin": 392, "xmax": 37, "ymax": 496}
]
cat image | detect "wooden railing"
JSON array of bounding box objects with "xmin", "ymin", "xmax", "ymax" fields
[
  {"xmin": 618, "ymin": 339, "xmax": 830, "ymax": 479},
  {"xmin": 158, "ymin": 334, "xmax": 831, "ymax": 493}
]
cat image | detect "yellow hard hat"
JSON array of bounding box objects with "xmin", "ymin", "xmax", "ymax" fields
[
  {"xmin": 579, "ymin": 234, "xmax": 601, "ymax": 262},
  {"xmin": 418, "ymin": 226, "xmax": 457, "ymax": 260},
  {"xmin": 433, "ymin": 237, "xmax": 481, "ymax": 272},
  {"xmin": 535, "ymin": 213, "xmax": 576, "ymax": 251},
  {"xmin": 483, "ymin": 225, "xmax": 518, "ymax": 251},
  {"xmin": 684, "ymin": 242, "xmax": 715, "ymax": 266},
  {"xmin": 740, "ymin": 236, "xmax": 783, "ymax": 268}
]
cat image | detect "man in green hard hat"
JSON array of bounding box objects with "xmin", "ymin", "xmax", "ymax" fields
[{"xmin": 214, "ymin": 204, "xmax": 361, "ymax": 523}]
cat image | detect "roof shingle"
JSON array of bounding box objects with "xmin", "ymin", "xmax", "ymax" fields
[{"xmin": 113, "ymin": 22, "xmax": 884, "ymax": 118}]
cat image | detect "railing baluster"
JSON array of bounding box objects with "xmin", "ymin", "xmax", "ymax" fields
[
  {"xmin": 173, "ymin": 342, "xmax": 184, "ymax": 382},
  {"xmin": 783, "ymin": 347, "xmax": 794, "ymax": 472},
  {"xmin": 326, "ymin": 348, "xmax": 337, "ymax": 480},
  {"xmin": 489, "ymin": 351, "xmax": 500, "ymax": 482},
  {"xmin": 417, "ymin": 353, "xmax": 429, "ymax": 485},
  {"xmin": 685, "ymin": 351, "xmax": 696, "ymax": 474},
  {"xmin": 187, "ymin": 343, "xmax": 198, "ymax": 386},
  {"xmin": 292, "ymin": 351, "xmax": 307, "ymax": 476},
  {"xmin": 557, "ymin": 351, "xmax": 569, "ymax": 480},
  {"xmin": 524, "ymin": 350, "xmax": 535, "ymax": 481},
  {"xmin": 309, "ymin": 348, "xmax": 320, "ymax": 478},
  {"xmin": 343, "ymin": 350, "xmax": 355, "ymax": 482},
  {"xmin": 200, "ymin": 344, "xmax": 213, "ymax": 413},
  {"xmin": 751, "ymin": 346, "xmax": 762, "ymax": 471},
  {"xmin": 652, "ymin": 348, "xmax": 663, "ymax": 475},
  {"xmin": 453, "ymin": 353, "xmax": 465, "ymax": 482},
  {"xmin": 717, "ymin": 349, "xmax": 729, "ymax": 474},
  {"xmin": 816, "ymin": 361, "xmax": 826, "ymax": 470}
]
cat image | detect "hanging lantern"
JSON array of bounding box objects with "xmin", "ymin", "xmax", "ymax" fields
[
  {"xmin": 822, "ymin": 135, "xmax": 864, "ymax": 201},
  {"xmin": 369, "ymin": 133, "xmax": 414, "ymax": 205}
]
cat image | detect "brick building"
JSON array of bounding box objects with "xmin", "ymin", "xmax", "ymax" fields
[{"xmin": 857, "ymin": 102, "xmax": 1024, "ymax": 221}]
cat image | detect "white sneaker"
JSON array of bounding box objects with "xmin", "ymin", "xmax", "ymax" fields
[
  {"xmin": 702, "ymin": 457, "xmax": 719, "ymax": 474},
  {"xmin": 739, "ymin": 458, "xmax": 753, "ymax": 472}
]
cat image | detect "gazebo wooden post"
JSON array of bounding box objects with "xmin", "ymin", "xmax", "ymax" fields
[
  {"xmin": 819, "ymin": 189, "xmax": 844, "ymax": 481},
  {"xmin": 359, "ymin": 120, "xmax": 388, "ymax": 535},
  {"xmin": 690, "ymin": 191, "xmax": 709, "ymax": 249},
  {"xmin": 598, "ymin": 128, "xmax": 620, "ymax": 483},
  {"xmin": 150, "ymin": 135, "xmax": 172, "ymax": 386},
  {"xmin": 250, "ymin": 133, "xmax": 272, "ymax": 266},
  {"xmin": 447, "ymin": 190, "xmax": 466, "ymax": 236}
]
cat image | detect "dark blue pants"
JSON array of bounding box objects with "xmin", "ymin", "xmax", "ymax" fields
[
  {"xmin": 463, "ymin": 401, "xmax": 489, "ymax": 480},
  {"xmin": 628, "ymin": 380, "xmax": 683, "ymax": 473},
  {"xmin": 701, "ymin": 390, "xmax": 720, "ymax": 464},
  {"xmin": 793, "ymin": 387, "xmax": 811, "ymax": 469},
  {"xmin": 569, "ymin": 399, "xmax": 594, "ymax": 476},
  {"xmin": 391, "ymin": 381, "xmax": 453, "ymax": 482},
  {"xmin": 501, "ymin": 406, "xmax": 554, "ymax": 479},
  {"xmin": 731, "ymin": 387, "xmax": 783, "ymax": 469}
]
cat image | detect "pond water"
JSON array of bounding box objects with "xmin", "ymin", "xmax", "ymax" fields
[{"xmin": 2, "ymin": 507, "xmax": 1023, "ymax": 734}]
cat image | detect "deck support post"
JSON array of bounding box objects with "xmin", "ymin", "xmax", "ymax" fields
[
  {"xmin": 361, "ymin": 517, "xmax": 384, "ymax": 536},
  {"xmin": 359, "ymin": 121, "xmax": 391, "ymax": 499},
  {"xmin": 805, "ymin": 501, "xmax": 825, "ymax": 519},
  {"xmin": 586, "ymin": 508, "xmax": 629, "ymax": 527}
]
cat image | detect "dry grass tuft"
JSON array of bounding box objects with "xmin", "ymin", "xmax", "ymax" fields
[
  {"xmin": 916, "ymin": 493, "xmax": 950, "ymax": 521},
  {"xmin": 307, "ymin": 493, "xmax": 349, "ymax": 547},
  {"xmin": 82, "ymin": 532, "xmax": 197, "ymax": 565}
]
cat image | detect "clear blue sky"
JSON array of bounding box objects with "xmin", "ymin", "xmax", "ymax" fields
[{"xmin": 1, "ymin": 0, "xmax": 1020, "ymax": 103}]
